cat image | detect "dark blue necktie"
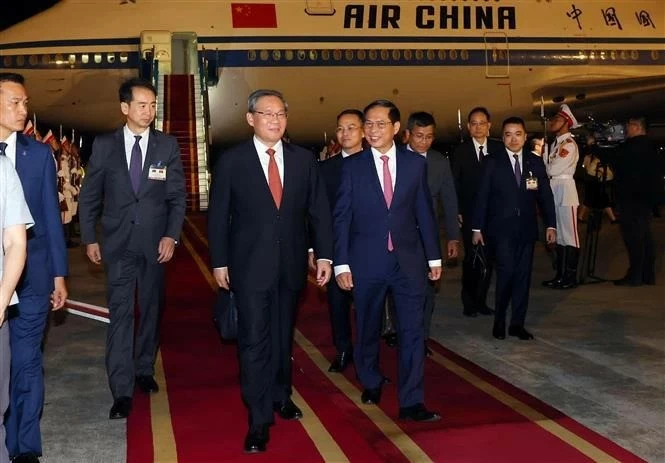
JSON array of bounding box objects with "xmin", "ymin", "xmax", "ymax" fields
[
  {"xmin": 513, "ymin": 154, "xmax": 521, "ymax": 187},
  {"xmin": 129, "ymin": 135, "xmax": 142, "ymax": 194},
  {"xmin": 0, "ymin": 142, "xmax": 7, "ymax": 156}
]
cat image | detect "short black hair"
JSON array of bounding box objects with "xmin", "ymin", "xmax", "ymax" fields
[
  {"xmin": 468, "ymin": 107, "xmax": 491, "ymax": 122},
  {"xmin": 119, "ymin": 78, "xmax": 157, "ymax": 103},
  {"xmin": 502, "ymin": 116, "xmax": 526, "ymax": 131},
  {"xmin": 406, "ymin": 112, "xmax": 436, "ymax": 131},
  {"xmin": 336, "ymin": 109, "xmax": 363, "ymax": 125},
  {"xmin": 627, "ymin": 116, "xmax": 647, "ymax": 131},
  {"xmin": 363, "ymin": 99, "xmax": 400, "ymax": 124},
  {"xmin": 0, "ymin": 72, "xmax": 25, "ymax": 86}
]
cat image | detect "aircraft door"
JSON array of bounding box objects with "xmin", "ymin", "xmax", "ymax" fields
[
  {"xmin": 141, "ymin": 30, "xmax": 172, "ymax": 74},
  {"xmin": 304, "ymin": 0, "xmax": 335, "ymax": 15},
  {"xmin": 484, "ymin": 32, "xmax": 509, "ymax": 78}
]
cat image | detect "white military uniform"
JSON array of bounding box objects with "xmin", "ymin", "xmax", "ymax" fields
[{"xmin": 546, "ymin": 133, "xmax": 580, "ymax": 247}]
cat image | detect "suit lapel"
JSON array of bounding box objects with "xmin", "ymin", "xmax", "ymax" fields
[
  {"xmin": 247, "ymin": 140, "xmax": 278, "ymax": 211},
  {"xmin": 14, "ymin": 133, "xmax": 30, "ymax": 179},
  {"xmin": 115, "ymin": 129, "xmax": 136, "ymax": 197},
  {"xmin": 392, "ymin": 149, "xmax": 406, "ymax": 206},
  {"xmin": 139, "ymin": 130, "xmax": 160, "ymax": 196},
  {"xmin": 365, "ymin": 150, "xmax": 387, "ymax": 210},
  {"xmin": 281, "ymin": 143, "xmax": 293, "ymax": 209}
]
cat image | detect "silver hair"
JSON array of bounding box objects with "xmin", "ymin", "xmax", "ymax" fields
[{"xmin": 247, "ymin": 89, "xmax": 288, "ymax": 113}]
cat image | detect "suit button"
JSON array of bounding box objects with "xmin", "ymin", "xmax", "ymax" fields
[{"xmin": 135, "ymin": 199, "xmax": 139, "ymax": 203}]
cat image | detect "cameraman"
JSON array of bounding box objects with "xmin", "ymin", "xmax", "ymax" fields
[{"xmin": 578, "ymin": 134, "xmax": 617, "ymax": 224}]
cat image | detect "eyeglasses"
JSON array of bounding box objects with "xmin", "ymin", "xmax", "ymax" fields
[
  {"xmin": 364, "ymin": 120, "xmax": 393, "ymax": 130},
  {"xmin": 469, "ymin": 121, "xmax": 488, "ymax": 127},
  {"xmin": 412, "ymin": 133, "xmax": 434, "ymax": 142},
  {"xmin": 254, "ymin": 111, "xmax": 288, "ymax": 121},
  {"xmin": 335, "ymin": 125, "xmax": 361, "ymax": 133}
]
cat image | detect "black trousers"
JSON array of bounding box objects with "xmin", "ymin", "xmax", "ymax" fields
[
  {"xmin": 461, "ymin": 221, "xmax": 494, "ymax": 311},
  {"xmin": 105, "ymin": 231, "xmax": 165, "ymax": 399},
  {"xmin": 235, "ymin": 281, "xmax": 300, "ymax": 429},
  {"xmin": 327, "ymin": 277, "xmax": 353, "ymax": 354},
  {"xmin": 491, "ymin": 236, "xmax": 535, "ymax": 327},
  {"xmin": 617, "ymin": 203, "xmax": 655, "ymax": 283}
]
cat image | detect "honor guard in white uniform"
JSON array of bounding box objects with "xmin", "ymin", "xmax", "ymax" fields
[{"xmin": 542, "ymin": 104, "xmax": 581, "ymax": 289}]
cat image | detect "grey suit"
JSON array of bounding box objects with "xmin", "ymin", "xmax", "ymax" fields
[
  {"xmin": 79, "ymin": 127, "xmax": 186, "ymax": 398},
  {"xmin": 424, "ymin": 149, "xmax": 460, "ymax": 337}
]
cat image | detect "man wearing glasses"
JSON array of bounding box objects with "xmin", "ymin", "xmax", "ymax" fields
[
  {"xmin": 334, "ymin": 100, "xmax": 442, "ymax": 422},
  {"xmin": 208, "ymin": 89, "xmax": 333, "ymax": 454}
]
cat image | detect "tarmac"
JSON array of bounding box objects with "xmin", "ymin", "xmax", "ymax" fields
[{"xmin": 37, "ymin": 214, "xmax": 664, "ymax": 462}]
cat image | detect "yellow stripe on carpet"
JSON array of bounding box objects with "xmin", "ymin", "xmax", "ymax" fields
[{"xmin": 151, "ymin": 350, "xmax": 178, "ymax": 462}]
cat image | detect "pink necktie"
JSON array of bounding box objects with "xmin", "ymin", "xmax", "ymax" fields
[{"xmin": 380, "ymin": 155, "xmax": 394, "ymax": 251}]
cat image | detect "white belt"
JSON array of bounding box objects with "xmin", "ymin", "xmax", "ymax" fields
[{"xmin": 549, "ymin": 175, "xmax": 573, "ymax": 179}]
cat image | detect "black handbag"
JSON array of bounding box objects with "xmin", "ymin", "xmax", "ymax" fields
[{"xmin": 212, "ymin": 289, "xmax": 237, "ymax": 340}]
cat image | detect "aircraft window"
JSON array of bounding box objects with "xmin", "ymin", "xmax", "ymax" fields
[
  {"xmin": 415, "ymin": 50, "xmax": 424, "ymax": 61},
  {"xmin": 652, "ymin": 50, "xmax": 659, "ymax": 60},
  {"xmin": 107, "ymin": 53, "xmax": 116, "ymax": 64},
  {"xmin": 285, "ymin": 50, "xmax": 294, "ymax": 61},
  {"xmin": 68, "ymin": 54, "xmax": 76, "ymax": 65},
  {"xmin": 248, "ymin": 50, "xmax": 257, "ymax": 61},
  {"xmin": 357, "ymin": 50, "xmax": 366, "ymax": 61},
  {"xmin": 589, "ymin": 51, "xmax": 596, "ymax": 60},
  {"xmin": 42, "ymin": 55, "xmax": 50, "ymax": 65},
  {"xmin": 345, "ymin": 50, "xmax": 354, "ymax": 60},
  {"xmin": 599, "ymin": 51, "xmax": 606, "ymax": 60},
  {"xmin": 55, "ymin": 54, "xmax": 64, "ymax": 65},
  {"xmin": 297, "ymin": 50, "xmax": 306, "ymax": 61},
  {"xmin": 438, "ymin": 50, "xmax": 446, "ymax": 60},
  {"xmin": 333, "ymin": 50, "xmax": 342, "ymax": 61},
  {"xmin": 630, "ymin": 50, "xmax": 639, "ymax": 60},
  {"xmin": 82, "ymin": 54, "xmax": 89, "ymax": 64},
  {"xmin": 94, "ymin": 54, "xmax": 102, "ymax": 64},
  {"xmin": 321, "ymin": 50, "xmax": 330, "ymax": 61},
  {"xmin": 381, "ymin": 50, "xmax": 389, "ymax": 60},
  {"xmin": 426, "ymin": 50, "xmax": 435, "ymax": 61},
  {"xmin": 620, "ymin": 50, "xmax": 628, "ymax": 60},
  {"xmin": 461, "ymin": 50, "xmax": 469, "ymax": 61},
  {"xmin": 610, "ymin": 50, "xmax": 617, "ymax": 60},
  {"xmin": 309, "ymin": 50, "xmax": 318, "ymax": 61},
  {"xmin": 392, "ymin": 50, "xmax": 400, "ymax": 60},
  {"xmin": 369, "ymin": 50, "xmax": 378, "ymax": 61},
  {"xmin": 450, "ymin": 50, "xmax": 458, "ymax": 60},
  {"xmin": 260, "ymin": 50, "xmax": 269, "ymax": 61},
  {"xmin": 3, "ymin": 56, "xmax": 11, "ymax": 67},
  {"xmin": 18, "ymin": 56, "xmax": 26, "ymax": 67},
  {"xmin": 404, "ymin": 49, "xmax": 412, "ymax": 61},
  {"xmin": 272, "ymin": 50, "xmax": 281, "ymax": 61},
  {"xmin": 120, "ymin": 52, "xmax": 128, "ymax": 64}
]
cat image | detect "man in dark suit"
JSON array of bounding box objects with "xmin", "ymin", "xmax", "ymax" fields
[
  {"xmin": 403, "ymin": 112, "xmax": 460, "ymax": 355},
  {"xmin": 208, "ymin": 89, "xmax": 333, "ymax": 454},
  {"xmin": 317, "ymin": 109, "xmax": 364, "ymax": 373},
  {"xmin": 595, "ymin": 116, "xmax": 663, "ymax": 286},
  {"xmin": 472, "ymin": 117, "xmax": 556, "ymax": 341},
  {"xmin": 0, "ymin": 73, "xmax": 68, "ymax": 463},
  {"xmin": 78, "ymin": 78, "xmax": 186, "ymax": 420},
  {"xmin": 452, "ymin": 107, "xmax": 505, "ymax": 317},
  {"xmin": 334, "ymin": 100, "xmax": 442, "ymax": 422}
]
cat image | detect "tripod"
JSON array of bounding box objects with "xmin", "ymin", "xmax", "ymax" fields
[{"xmin": 578, "ymin": 161, "xmax": 610, "ymax": 284}]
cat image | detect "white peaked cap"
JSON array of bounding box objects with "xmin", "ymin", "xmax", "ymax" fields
[{"xmin": 557, "ymin": 104, "xmax": 580, "ymax": 129}]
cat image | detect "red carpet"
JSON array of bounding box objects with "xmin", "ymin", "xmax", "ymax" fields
[{"xmin": 126, "ymin": 215, "xmax": 646, "ymax": 462}]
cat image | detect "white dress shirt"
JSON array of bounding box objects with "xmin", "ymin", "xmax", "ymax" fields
[
  {"xmin": 406, "ymin": 144, "xmax": 426, "ymax": 157},
  {"xmin": 123, "ymin": 125, "xmax": 150, "ymax": 169},
  {"xmin": 472, "ymin": 137, "xmax": 488, "ymax": 162},
  {"xmin": 254, "ymin": 136, "xmax": 284, "ymax": 186},
  {"xmin": 341, "ymin": 150, "xmax": 354, "ymax": 158},
  {"xmin": 334, "ymin": 143, "xmax": 441, "ymax": 276},
  {"xmin": 1, "ymin": 131, "xmax": 18, "ymax": 167}
]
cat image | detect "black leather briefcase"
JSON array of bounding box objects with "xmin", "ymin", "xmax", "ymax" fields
[{"xmin": 212, "ymin": 289, "xmax": 237, "ymax": 340}]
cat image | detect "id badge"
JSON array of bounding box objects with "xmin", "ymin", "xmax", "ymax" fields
[
  {"xmin": 148, "ymin": 164, "xmax": 167, "ymax": 181},
  {"xmin": 526, "ymin": 171, "xmax": 538, "ymax": 191}
]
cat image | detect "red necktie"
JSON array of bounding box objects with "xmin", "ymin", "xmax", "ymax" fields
[
  {"xmin": 380, "ymin": 155, "xmax": 394, "ymax": 251},
  {"xmin": 266, "ymin": 148, "xmax": 282, "ymax": 208}
]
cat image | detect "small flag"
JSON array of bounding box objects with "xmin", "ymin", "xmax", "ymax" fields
[
  {"xmin": 23, "ymin": 120, "xmax": 35, "ymax": 137},
  {"xmin": 231, "ymin": 3, "xmax": 277, "ymax": 28}
]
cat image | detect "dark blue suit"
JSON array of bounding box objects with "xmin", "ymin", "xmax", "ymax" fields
[
  {"xmin": 472, "ymin": 149, "xmax": 555, "ymax": 327},
  {"xmin": 333, "ymin": 147, "xmax": 440, "ymax": 407},
  {"xmin": 8, "ymin": 133, "xmax": 68, "ymax": 457}
]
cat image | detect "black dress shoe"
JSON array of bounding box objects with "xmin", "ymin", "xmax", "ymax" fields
[
  {"xmin": 463, "ymin": 309, "xmax": 478, "ymax": 318},
  {"xmin": 508, "ymin": 326, "xmax": 534, "ymax": 340},
  {"xmin": 361, "ymin": 386, "xmax": 382, "ymax": 405},
  {"xmin": 136, "ymin": 375, "xmax": 159, "ymax": 393},
  {"xmin": 382, "ymin": 333, "xmax": 398, "ymax": 348},
  {"xmin": 273, "ymin": 398, "xmax": 303, "ymax": 420},
  {"xmin": 12, "ymin": 453, "xmax": 40, "ymax": 463},
  {"xmin": 244, "ymin": 426, "xmax": 269, "ymax": 454},
  {"xmin": 328, "ymin": 351, "xmax": 353, "ymax": 373},
  {"xmin": 109, "ymin": 397, "xmax": 132, "ymax": 419},
  {"xmin": 476, "ymin": 305, "xmax": 495, "ymax": 315},
  {"xmin": 492, "ymin": 321, "xmax": 505, "ymax": 340},
  {"xmin": 399, "ymin": 403, "xmax": 441, "ymax": 422}
]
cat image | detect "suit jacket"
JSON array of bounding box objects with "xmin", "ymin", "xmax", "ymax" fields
[
  {"xmin": 425, "ymin": 149, "xmax": 460, "ymax": 241},
  {"xmin": 14, "ymin": 133, "xmax": 68, "ymax": 296},
  {"xmin": 452, "ymin": 138, "xmax": 505, "ymax": 219},
  {"xmin": 472, "ymin": 150, "xmax": 556, "ymax": 242},
  {"xmin": 333, "ymin": 147, "xmax": 441, "ymax": 285},
  {"xmin": 78, "ymin": 128, "xmax": 186, "ymax": 263},
  {"xmin": 208, "ymin": 140, "xmax": 333, "ymax": 292},
  {"xmin": 320, "ymin": 153, "xmax": 350, "ymax": 212}
]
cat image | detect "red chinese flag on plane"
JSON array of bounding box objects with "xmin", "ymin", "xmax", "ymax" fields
[{"xmin": 231, "ymin": 3, "xmax": 277, "ymax": 28}]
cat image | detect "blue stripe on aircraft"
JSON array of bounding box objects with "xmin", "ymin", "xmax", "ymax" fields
[{"xmin": 1, "ymin": 49, "xmax": 662, "ymax": 70}]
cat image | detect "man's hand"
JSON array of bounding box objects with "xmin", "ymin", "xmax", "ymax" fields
[
  {"xmin": 157, "ymin": 237, "xmax": 177, "ymax": 263},
  {"xmin": 457, "ymin": 214, "xmax": 463, "ymax": 226},
  {"xmin": 336, "ymin": 272, "xmax": 354, "ymax": 291},
  {"xmin": 472, "ymin": 231, "xmax": 484, "ymax": 246},
  {"xmin": 51, "ymin": 276, "xmax": 68, "ymax": 310},
  {"xmin": 307, "ymin": 251, "xmax": 317, "ymax": 272},
  {"xmin": 86, "ymin": 243, "xmax": 102, "ymax": 265},
  {"xmin": 0, "ymin": 305, "xmax": 7, "ymax": 326},
  {"xmin": 447, "ymin": 240, "xmax": 459, "ymax": 259},
  {"xmin": 546, "ymin": 228, "xmax": 557, "ymax": 245},
  {"xmin": 428, "ymin": 266, "xmax": 442, "ymax": 281},
  {"xmin": 315, "ymin": 261, "xmax": 332, "ymax": 286},
  {"xmin": 214, "ymin": 267, "xmax": 230, "ymax": 290}
]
